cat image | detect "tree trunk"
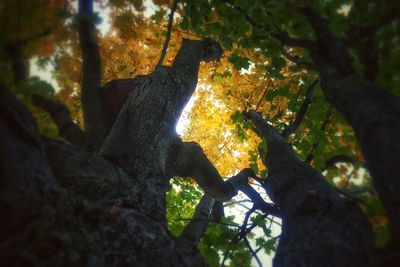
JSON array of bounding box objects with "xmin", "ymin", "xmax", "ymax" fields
[
  {"xmin": 301, "ymin": 8, "xmax": 400, "ymax": 258},
  {"xmin": 0, "ymin": 39, "xmax": 224, "ymax": 266},
  {"xmin": 244, "ymin": 111, "xmax": 375, "ymax": 267}
]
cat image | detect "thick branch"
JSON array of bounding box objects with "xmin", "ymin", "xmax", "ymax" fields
[
  {"xmin": 43, "ymin": 137, "xmax": 137, "ymax": 202},
  {"xmin": 178, "ymin": 194, "xmax": 214, "ymax": 245},
  {"xmin": 281, "ymin": 80, "xmax": 318, "ymax": 139},
  {"xmin": 32, "ymin": 94, "xmax": 88, "ymax": 147},
  {"xmin": 156, "ymin": 0, "xmax": 178, "ymax": 68},
  {"xmin": 301, "ymin": 6, "xmax": 353, "ymax": 76},
  {"xmin": 244, "ymin": 109, "xmax": 374, "ymax": 266},
  {"xmin": 211, "ymin": 201, "xmax": 225, "ymax": 221},
  {"xmin": 173, "ymin": 141, "xmax": 234, "ymax": 201},
  {"xmin": 0, "ymin": 83, "xmax": 59, "ymax": 242},
  {"xmin": 345, "ymin": 3, "xmax": 400, "ymax": 80},
  {"xmin": 78, "ymin": 0, "xmax": 106, "ymax": 142}
]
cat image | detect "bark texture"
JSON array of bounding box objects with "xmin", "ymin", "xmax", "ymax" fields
[
  {"xmin": 245, "ymin": 111, "xmax": 375, "ymax": 267},
  {"xmin": 1, "ymin": 38, "xmax": 229, "ymax": 266},
  {"xmin": 300, "ymin": 8, "xmax": 400, "ymax": 257}
]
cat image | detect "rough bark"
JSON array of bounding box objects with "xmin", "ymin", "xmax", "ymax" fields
[
  {"xmin": 244, "ymin": 111, "xmax": 375, "ymax": 267},
  {"xmin": 299, "ymin": 7, "xmax": 400, "ymax": 258},
  {"xmin": 0, "ymin": 38, "xmax": 227, "ymax": 266}
]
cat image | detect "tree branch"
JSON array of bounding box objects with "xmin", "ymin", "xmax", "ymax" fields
[
  {"xmin": 211, "ymin": 201, "xmax": 225, "ymax": 221},
  {"xmin": 301, "ymin": 6, "xmax": 353, "ymax": 75},
  {"xmin": 324, "ymin": 154, "xmax": 355, "ymax": 171},
  {"xmin": 31, "ymin": 94, "xmax": 88, "ymax": 147},
  {"xmin": 173, "ymin": 141, "xmax": 235, "ymax": 201},
  {"xmin": 305, "ymin": 106, "xmax": 332, "ymax": 163},
  {"xmin": 281, "ymin": 80, "xmax": 318, "ymax": 139},
  {"xmin": 78, "ymin": 0, "xmax": 106, "ymax": 144},
  {"xmin": 228, "ymin": 169, "xmax": 281, "ymax": 217},
  {"xmin": 178, "ymin": 193, "xmax": 214, "ymax": 245},
  {"xmin": 0, "ymin": 83, "xmax": 59, "ymax": 241},
  {"xmin": 270, "ymin": 30, "xmax": 314, "ymax": 49},
  {"xmin": 156, "ymin": 0, "xmax": 178, "ymax": 68}
]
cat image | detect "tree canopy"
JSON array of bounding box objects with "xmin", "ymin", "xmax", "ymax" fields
[{"xmin": 1, "ymin": 0, "xmax": 399, "ymax": 266}]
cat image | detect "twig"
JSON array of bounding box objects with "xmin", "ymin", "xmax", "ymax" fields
[
  {"xmin": 178, "ymin": 218, "xmax": 240, "ymax": 228},
  {"xmin": 305, "ymin": 105, "xmax": 333, "ymax": 163},
  {"xmin": 281, "ymin": 80, "xmax": 318, "ymax": 139},
  {"xmin": 255, "ymin": 79, "xmax": 272, "ymax": 110},
  {"xmin": 156, "ymin": 0, "xmax": 178, "ymax": 67},
  {"xmin": 243, "ymin": 236, "xmax": 263, "ymax": 267},
  {"xmin": 239, "ymin": 206, "xmax": 257, "ymax": 238}
]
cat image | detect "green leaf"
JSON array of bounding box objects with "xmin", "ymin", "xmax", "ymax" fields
[{"xmin": 228, "ymin": 54, "xmax": 250, "ymax": 70}]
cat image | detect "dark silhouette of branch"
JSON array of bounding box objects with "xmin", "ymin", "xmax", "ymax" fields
[
  {"xmin": 280, "ymin": 46, "xmax": 315, "ymax": 69},
  {"xmin": 305, "ymin": 106, "xmax": 333, "ymax": 163},
  {"xmin": 32, "ymin": 94, "xmax": 88, "ymax": 147},
  {"xmin": 281, "ymin": 80, "xmax": 318, "ymax": 139},
  {"xmin": 243, "ymin": 236, "xmax": 263, "ymax": 267},
  {"xmin": 156, "ymin": 0, "xmax": 178, "ymax": 67},
  {"xmin": 324, "ymin": 154, "xmax": 355, "ymax": 171},
  {"xmin": 270, "ymin": 30, "xmax": 314, "ymax": 49},
  {"xmin": 78, "ymin": 0, "xmax": 106, "ymax": 144},
  {"xmin": 255, "ymin": 79, "xmax": 272, "ymax": 110},
  {"xmin": 239, "ymin": 206, "xmax": 257, "ymax": 238},
  {"xmin": 211, "ymin": 201, "xmax": 225, "ymax": 221},
  {"xmin": 345, "ymin": 4, "xmax": 400, "ymax": 80},
  {"xmin": 227, "ymin": 168, "xmax": 281, "ymax": 217},
  {"xmin": 224, "ymin": 0, "xmax": 314, "ymax": 50}
]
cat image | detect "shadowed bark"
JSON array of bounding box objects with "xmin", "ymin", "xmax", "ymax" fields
[
  {"xmin": 32, "ymin": 94, "xmax": 88, "ymax": 147},
  {"xmin": 299, "ymin": 8, "xmax": 400, "ymax": 260},
  {"xmin": 0, "ymin": 38, "xmax": 229, "ymax": 266},
  {"xmin": 244, "ymin": 110, "xmax": 375, "ymax": 267},
  {"xmin": 78, "ymin": 0, "xmax": 106, "ymax": 145}
]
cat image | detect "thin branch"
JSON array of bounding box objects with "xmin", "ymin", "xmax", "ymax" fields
[
  {"xmin": 305, "ymin": 106, "xmax": 332, "ymax": 163},
  {"xmin": 281, "ymin": 80, "xmax": 318, "ymax": 139},
  {"xmin": 243, "ymin": 236, "xmax": 263, "ymax": 267},
  {"xmin": 324, "ymin": 154, "xmax": 355, "ymax": 171},
  {"xmin": 227, "ymin": 169, "xmax": 281, "ymax": 217},
  {"xmin": 156, "ymin": 0, "xmax": 178, "ymax": 68},
  {"xmin": 223, "ymin": 200, "xmax": 252, "ymax": 207},
  {"xmin": 239, "ymin": 206, "xmax": 257, "ymax": 237},
  {"xmin": 255, "ymin": 79, "xmax": 272, "ymax": 111},
  {"xmin": 280, "ymin": 46, "xmax": 314, "ymax": 69},
  {"xmin": 270, "ymin": 30, "xmax": 314, "ymax": 49}
]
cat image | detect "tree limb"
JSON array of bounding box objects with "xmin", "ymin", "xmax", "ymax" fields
[
  {"xmin": 0, "ymin": 83, "xmax": 59, "ymax": 242},
  {"xmin": 178, "ymin": 193, "xmax": 214, "ymax": 245},
  {"xmin": 324, "ymin": 154, "xmax": 356, "ymax": 171},
  {"xmin": 31, "ymin": 94, "xmax": 88, "ymax": 147},
  {"xmin": 78, "ymin": 0, "xmax": 106, "ymax": 143},
  {"xmin": 305, "ymin": 106, "xmax": 332, "ymax": 163},
  {"xmin": 281, "ymin": 80, "xmax": 318, "ymax": 139},
  {"xmin": 173, "ymin": 141, "xmax": 235, "ymax": 201},
  {"xmin": 156, "ymin": 0, "xmax": 178, "ymax": 68},
  {"xmin": 270, "ymin": 30, "xmax": 314, "ymax": 49}
]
